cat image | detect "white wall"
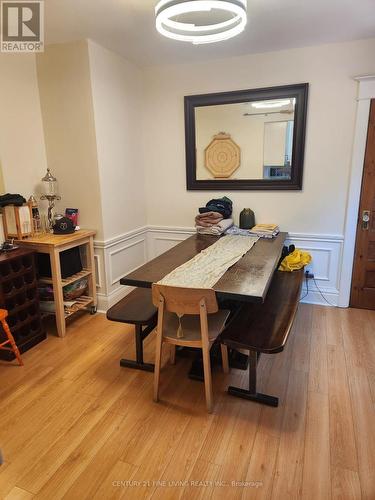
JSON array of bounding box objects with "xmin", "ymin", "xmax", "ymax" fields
[
  {"xmin": 36, "ymin": 40, "xmax": 104, "ymax": 239},
  {"xmin": 86, "ymin": 40, "xmax": 148, "ymax": 307},
  {"xmin": 0, "ymin": 53, "xmax": 48, "ymax": 197},
  {"xmin": 3, "ymin": 38, "xmax": 374, "ymax": 309},
  {"xmin": 142, "ymin": 38, "xmax": 375, "ymax": 235},
  {"xmin": 88, "ymin": 40, "xmax": 147, "ymax": 241},
  {"xmin": 37, "ymin": 40, "xmax": 149, "ymax": 305}
]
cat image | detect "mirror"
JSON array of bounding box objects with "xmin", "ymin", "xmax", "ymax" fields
[{"xmin": 185, "ymin": 84, "xmax": 308, "ymax": 190}]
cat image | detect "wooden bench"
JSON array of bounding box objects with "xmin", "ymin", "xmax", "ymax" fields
[
  {"xmin": 106, "ymin": 288, "xmax": 158, "ymax": 372},
  {"xmin": 221, "ymin": 269, "xmax": 304, "ymax": 407}
]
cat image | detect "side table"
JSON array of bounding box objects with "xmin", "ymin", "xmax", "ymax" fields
[{"xmin": 17, "ymin": 230, "xmax": 97, "ymax": 337}]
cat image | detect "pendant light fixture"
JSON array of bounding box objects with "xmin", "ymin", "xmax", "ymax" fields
[{"xmin": 155, "ymin": 0, "xmax": 247, "ymax": 45}]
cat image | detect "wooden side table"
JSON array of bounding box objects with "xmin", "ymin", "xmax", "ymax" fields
[{"xmin": 17, "ymin": 230, "xmax": 97, "ymax": 338}]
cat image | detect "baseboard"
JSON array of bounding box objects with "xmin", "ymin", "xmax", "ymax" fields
[{"xmin": 300, "ymin": 287, "xmax": 339, "ymax": 307}]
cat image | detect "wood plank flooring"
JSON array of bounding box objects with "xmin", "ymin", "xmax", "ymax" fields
[{"xmin": 0, "ymin": 304, "xmax": 374, "ymax": 499}]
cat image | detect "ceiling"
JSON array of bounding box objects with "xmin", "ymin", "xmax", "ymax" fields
[{"xmin": 44, "ymin": 0, "xmax": 375, "ymax": 66}]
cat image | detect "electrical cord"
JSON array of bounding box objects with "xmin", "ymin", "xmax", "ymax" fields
[
  {"xmin": 313, "ymin": 277, "xmax": 337, "ymax": 307},
  {"xmin": 300, "ymin": 272, "xmax": 336, "ymax": 306},
  {"xmin": 299, "ymin": 273, "xmax": 309, "ymax": 302}
]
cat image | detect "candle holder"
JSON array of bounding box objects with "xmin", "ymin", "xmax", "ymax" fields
[{"xmin": 40, "ymin": 168, "xmax": 61, "ymax": 231}]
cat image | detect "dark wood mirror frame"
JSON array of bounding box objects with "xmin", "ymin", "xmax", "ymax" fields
[{"xmin": 185, "ymin": 83, "xmax": 309, "ymax": 191}]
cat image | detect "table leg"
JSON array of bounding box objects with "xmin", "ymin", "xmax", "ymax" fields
[
  {"xmin": 50, "ymin": 248, "xmax": 66, "ymax": 338},
  {"xmin": 119, "ymin": 324, "xmax": 155, "ymax": 372},
  {"xmin": 228, "ymin": 350, "xmax": 279, "ymax": 407}
]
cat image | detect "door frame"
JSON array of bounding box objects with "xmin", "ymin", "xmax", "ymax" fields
[{"xmin": 339, "ymin": 75, "xmax": 375, "ymax": 307}]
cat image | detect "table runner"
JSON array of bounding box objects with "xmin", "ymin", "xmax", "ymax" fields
[{"xmin": 158, "ymin": 234, "xmax": 259, "ymax": 289}]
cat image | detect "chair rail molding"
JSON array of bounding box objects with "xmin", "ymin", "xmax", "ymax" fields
[{"xmin": 339, "ymin": 75, "xmax": 375, "ymax": 307}]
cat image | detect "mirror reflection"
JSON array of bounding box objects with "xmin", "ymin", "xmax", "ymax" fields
[{"xmin": 195, "ymin": 98, "xmax": 295, "ymax": 181}]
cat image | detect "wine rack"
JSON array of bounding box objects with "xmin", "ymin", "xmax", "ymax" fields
[{"xmin": 0, "ymin": 248, "xmax": 45, "ymax": 360}]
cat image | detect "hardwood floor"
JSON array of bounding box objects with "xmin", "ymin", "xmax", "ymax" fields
[{"xmin": 0, "ymin": 304, "xmax": 374, "ymax": 499}]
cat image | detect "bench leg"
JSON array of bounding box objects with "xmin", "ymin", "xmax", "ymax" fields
[
  {"xmin": 120, "ymin": 324, "xmax": 154, "ymax": 372},
  {"xmin": 228, "ymin": 351, "xmax": 279, "ymax": 407}
]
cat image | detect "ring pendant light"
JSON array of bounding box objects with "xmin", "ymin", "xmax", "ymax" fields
[{"xmin": 155, "ymin": 0, "xmax": 247, "ymax": 44}]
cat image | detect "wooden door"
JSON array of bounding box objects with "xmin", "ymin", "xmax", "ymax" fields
[{"xmin": 351, "ymin": 100, "xmax": 375, "ymax": 309}]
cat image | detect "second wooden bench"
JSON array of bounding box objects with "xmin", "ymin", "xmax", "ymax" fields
[{"xmin": 221, "ymin": 269, "xmax": 304, "ymax": 407}]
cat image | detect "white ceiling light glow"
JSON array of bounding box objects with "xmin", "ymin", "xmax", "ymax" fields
[
  {"xmin": 155, "ymin": 0, "xmax": 247, "ymax": 45},
  {"xmin": 251, "ymin": 99, "xmax": 292, "ymax": 109}
]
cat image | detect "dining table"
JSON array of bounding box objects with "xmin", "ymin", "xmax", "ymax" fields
[
  {"xmin": 120, "ymin": 232, "xmax": 287, "ymax": 378},
  {"xmin": 120, "ymin": 232, "xmax": 287, "ymax": 303}
]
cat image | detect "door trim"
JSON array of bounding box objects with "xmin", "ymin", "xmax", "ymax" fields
[{"xmin": 339, "ymin": 76, "xmax": 375, "ymax": 307}]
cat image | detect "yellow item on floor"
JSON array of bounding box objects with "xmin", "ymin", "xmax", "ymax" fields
[{"xmin": 279, "ymin": 249, "xmax": 312, "ymax": 272}]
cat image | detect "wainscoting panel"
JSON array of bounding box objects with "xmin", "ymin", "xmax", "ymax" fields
[
  {"xmin": 147, "ymin": 226, "xmax": 194, "ymax": 259},
  {"xmin": 108, "ymin": 238, "xmax": 147, "ymax": 286},
  {"xmin": 286, "ymin": 233, "xmax": 344, "ymax": 306},
  {"xmin": 95, "ymin": 226, "xmax": 344, "ymax": 310},
  {"xmin": 94, "ymin": 228, "xmax": 148, "ymax": 311}
]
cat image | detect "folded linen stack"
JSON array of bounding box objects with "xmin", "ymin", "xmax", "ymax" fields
[
  {"xmin": 196, "ymin": 218, "xmax": 234, "ymax": 235},
  {"xmin": 195, "ymin": 196, "xmax": 234, "ymax": 235},
  {"xmin": 248, "ymin": 224, "xmax": 280, "ymax": 239},
  {"xmin": 195, "ymin": 211, "xmax": 223, "ymax": 227}
]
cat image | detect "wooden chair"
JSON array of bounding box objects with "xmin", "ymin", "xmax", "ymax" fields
[
  {"xmin": 152, "ymin": 284, "xmax": 230, "ymax": 413},
  {"xmin": 0, "ymin": 309, "xmax": 23, "ymax": 366}
]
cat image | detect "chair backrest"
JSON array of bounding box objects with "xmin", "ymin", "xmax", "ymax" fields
[{"xmin": 152, "ymin": 284, "xmax": 218, "ymax": 315}]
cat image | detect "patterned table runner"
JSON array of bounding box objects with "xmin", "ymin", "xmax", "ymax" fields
[{"xmin": 158, "ymin": 235, "xmax": 259, "ymax": 289}]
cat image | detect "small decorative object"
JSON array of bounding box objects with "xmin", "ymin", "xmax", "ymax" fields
[
  {"xmin": 65, "ymin": 208, "xmax": 79, "ymax": 227},
  {"xmin": 28, "ymin": 195, "xmax": 41, "ymax": 233},
  {"xmin": 52, "ymin": 216, "xmax": 75, "ymax": 235},
  {"xmin": 239, "ymin": 208, "xmax": 255, "ymax": 229},
  {"xmin": 40, "ymin": 214, "xmax": 48, "ymax": 233},
  {"xmin": 2, "ymin": 203, "xmax": 33, "ymax": 239},
  {"xmin": 54, "ymin": 213, "xmax": 64, "ymax": 223},
  {"xmin": 205, "ymin": 133, "xmax": 241, "ymax": 178},
  {"xmin": 40, "ymin": 168, "xmax": 61, "ymax": 231}
]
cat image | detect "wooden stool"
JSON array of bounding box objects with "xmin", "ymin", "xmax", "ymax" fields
[
  {"xmin": 107, "ymin": 288, "xmax": 158, "ymax": 372},
  {"xmin": 0, "ymin": 310, "xmax": 24, "ymax": 366}
]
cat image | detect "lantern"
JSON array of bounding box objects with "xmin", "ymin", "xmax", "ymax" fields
[{"xmin": 40, "ymin": 168, "xmax": 61, "ymax": 231}]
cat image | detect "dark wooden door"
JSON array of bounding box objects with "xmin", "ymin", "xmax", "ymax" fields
[{"xmin": 351, "ymin": 100, "xmax": 375, "ymax": 309}]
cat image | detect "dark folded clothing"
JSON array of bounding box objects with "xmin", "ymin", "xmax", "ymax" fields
[
  {"xmin": 199, "ymin": 196, "xmax": 233, "ymax": 219},
  {"xmin": 0, "ymin": 193, "xmax": 26, "ymax": 207}
]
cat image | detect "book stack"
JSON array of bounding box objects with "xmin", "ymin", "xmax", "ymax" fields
[{"xmin": 248, "ymin": 224, "xmax": 280, "ymax": 239}]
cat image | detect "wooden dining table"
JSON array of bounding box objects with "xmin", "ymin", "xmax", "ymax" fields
[
  {"xmin": 120, "ymin": 232, "xmax": 287, "ymax": 378},
  {"xmin": 120, "ymin": 232, "xmax": 287, "ymax": 303}
]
